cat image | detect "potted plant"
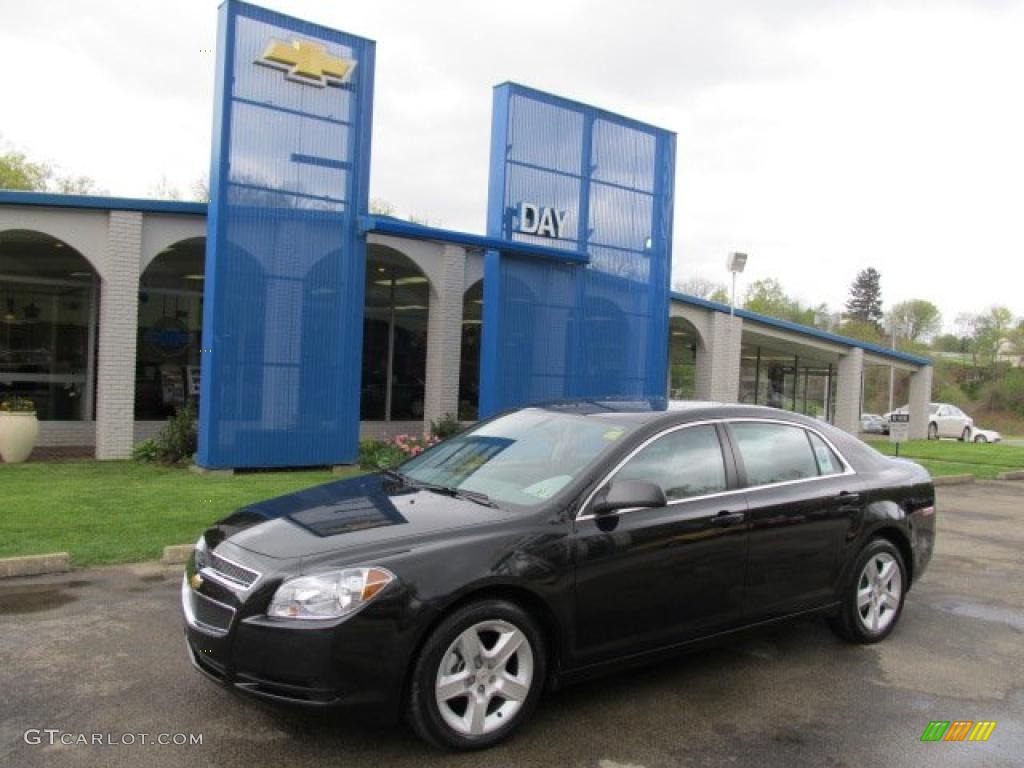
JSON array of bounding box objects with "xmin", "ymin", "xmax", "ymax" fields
[{"xmin": 0, "ymin": 396, "xmax": 40, "ymax": 463}]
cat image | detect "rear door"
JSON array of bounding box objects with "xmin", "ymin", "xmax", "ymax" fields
[
  {"xmin": 571, "ymin": 422, "xmax": 748, "ymax": 666},
  {"xmin": 726, "ymin": 421, "xmax": 862, "ymax": 621}
]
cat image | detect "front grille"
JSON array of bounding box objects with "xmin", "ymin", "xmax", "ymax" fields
[
  {"xmin": 191, "ymin": 591, "xmax": 235, "ymax": 633},
  {"xmin": 207, "ymin": 552, "xmax": 260, "ymax": 588},
  {"xmin": 196, "ymin": 547, "xmax": 261, "ymax": 590}
]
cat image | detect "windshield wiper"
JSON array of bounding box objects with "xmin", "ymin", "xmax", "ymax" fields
[
  {"xmin": 380, "ymin": 468, "xmax": 498, "ymax": 508},
  {"xmin": 418, "ymin": 482, "xmax": 499, "ymax": 508}
]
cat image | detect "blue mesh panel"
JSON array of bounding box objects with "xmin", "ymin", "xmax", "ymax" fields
[
  {"xmin": 198, "ymin": 1, "xmax": 375, "ymax": 468},
  {"xmin": 480, "ymin": 84, "xmax": 675, "ymax": 416}
]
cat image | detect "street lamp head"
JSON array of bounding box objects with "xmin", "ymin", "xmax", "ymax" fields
[{"xmin": 726, "ymin": 252, "xmax": 748, "ymax": 274}]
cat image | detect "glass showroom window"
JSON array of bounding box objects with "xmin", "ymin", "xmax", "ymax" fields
[
  {"xmin": 135, "ymin": 239, "xmax": 204, "ymax": 420},
  {"xmin": 458, "ymin": 280, "xmax": 482, "ymax": 421},
  {"xmin": 0, "ymin": 231, "xmax": 97, "ymax": 420},
  {"xmin": 669, "ymin": 317, "xmax": 699, "ymax": 399},
  {"xmin": 361, "ymin": 248, "xmax": 428, "ymax": 421},
  {"xmin": 739, "ymin": 341, "xmax": 836, "ymax": 422}
]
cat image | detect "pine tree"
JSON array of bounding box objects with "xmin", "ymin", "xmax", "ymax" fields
[{"xmin": 845, "ymin": 267, "xmax": 883, "ymax": 327}]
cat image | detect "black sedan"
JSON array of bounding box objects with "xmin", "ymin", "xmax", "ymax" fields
[{"xmin": 182, "ymin": 400, "xmax": 936, "ymax": 750}]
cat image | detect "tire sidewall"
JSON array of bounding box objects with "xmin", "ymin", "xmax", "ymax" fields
[
  {"xmin": 410, "ymin": 600, "xmax": 546, "ymax": 750},
  {"xmin": 843, "ymin": 539, "xmax": 907, "ymax": 644}
]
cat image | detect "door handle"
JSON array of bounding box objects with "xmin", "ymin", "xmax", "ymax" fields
[
  {"xmin": 836, "ymin": 491, "xmax": 861, "ymax": 506},
  {"xmin": 710, "ymin": 510, "xmax": 746, "ymax": 527}
]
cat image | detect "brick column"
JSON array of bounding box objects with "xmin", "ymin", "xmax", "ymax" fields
[
  {"xmin": 694, "ymin": 313, "xmax": 743, "ymax": 402},
  {"xmin": 908, "ymin": 364, "xmax": 933, "ymax": 440},
  {"xmin": 834, "ymin": 347, "xmax": 864, "ymax": 435},
  {"xmin": 95, "ymin": 211, "xmax": 142, "ymax": 459},
  {"xmin": 423, "ymin": 245, "xmax": 466, "ymax": 433}
]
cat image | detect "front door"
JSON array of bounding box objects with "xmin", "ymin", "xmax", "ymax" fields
[{"xmin": 572, "ymin": 423, "xmax": 749, "ymax": 667}]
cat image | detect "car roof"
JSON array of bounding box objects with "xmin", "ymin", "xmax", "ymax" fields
[{"xmin": 530, "ymin": 398, "xmax": 829, "ymax": 429}]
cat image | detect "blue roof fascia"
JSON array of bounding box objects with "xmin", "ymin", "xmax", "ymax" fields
[
  {"xmin": 670, "ymin": 291, "xmax": 931, "ymax": 367},
  {"xmin": 0, "ymin": 190, "xmax": 207, "ymax": 216},
  {"xmin": 361, "ymin": 214, "xmax": 590, "ymax": 264}
]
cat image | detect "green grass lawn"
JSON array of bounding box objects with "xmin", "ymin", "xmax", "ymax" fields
[
  {"xmin": 0, "ymin": 461, "xmax": 362, "ymax": 567},
  {"xmin": 870, "ymin": 439, "xmax": 1024, "ymax": 479}
]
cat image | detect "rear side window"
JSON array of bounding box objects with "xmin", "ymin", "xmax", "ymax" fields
[
  {"xmin": 730, "ymin": 422, "xmax": 819, "ymax": 486},
  {"xmin": 807, "ymin": 432, "xmax": 843, "ymax": 476},
  {"xmin": 614, "ymin": 425, "xmax": 727, "ymax": 501}
]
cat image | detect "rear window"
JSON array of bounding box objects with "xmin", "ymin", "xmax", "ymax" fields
[{"xmin": 730, "ymin": 422, "xmax": 819, "ymax": 486}]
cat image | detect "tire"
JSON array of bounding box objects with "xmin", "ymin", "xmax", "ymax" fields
[
  {"xmin": 960, "ymin": 427, "xmax": 970, "ymax": 442},
  {"xmin": 407, "ymin": 599, "xmax": 546, "ymax": 751},
  {"xmin": 974, "ymin": 435, "xmax": 987, "ymax": 444},
  {"xmin": 927, "ymin": 423, "xmax": 938, "ymax": 440},
  {"xmin": 828, "ymin": 538, "xmax": 907, "ymax": 644}
]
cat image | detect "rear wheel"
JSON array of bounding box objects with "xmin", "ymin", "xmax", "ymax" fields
[
  {"xmin": 927, "ymin": 423, "xmax": 938, "ymax": 440},
  {"xmin": 829, "ymin": 538, "xmax": 907, "ymax": 644},
  {"xmin": 974, "ymin": 434, "xmax": 987, "ymax": 443},
  {"xmin": 407, "ymin": 599, "xmax": 546, "ymax": 750}
]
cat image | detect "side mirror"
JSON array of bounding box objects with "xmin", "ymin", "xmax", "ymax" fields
[{"xmin": 591, "ymin": 480, "xmax": 667, "ymax": 516}]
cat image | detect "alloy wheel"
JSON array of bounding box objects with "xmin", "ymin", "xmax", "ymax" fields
[
  {"xmin": 856, "ymin": 552, "xmax": 902, "ymax": 634},
  {"xmin": 434, "ymin": 620, "xmax": 534, "ymax": 737}
]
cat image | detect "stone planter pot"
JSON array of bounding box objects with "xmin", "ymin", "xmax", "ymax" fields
[{"xmin": 0, "ymin": 411, "xmax": 40, "ymax": 463}]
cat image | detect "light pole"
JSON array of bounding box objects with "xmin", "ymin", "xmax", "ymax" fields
[
  {"xmin": 726, "ymin": 252, "xmax": 748, "ymax": 316},
  {"xmin": 888, "ymin": 314, "xmax": 897, "ymax": 413}
]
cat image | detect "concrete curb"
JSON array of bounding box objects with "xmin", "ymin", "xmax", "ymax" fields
[
  {"xmin": 995, "ymin": 469, "xmax": 1024, "ymax": 481},
  {"xmin": 0, "ymin": 553, "xmax": 71, "ymax": 578},
  {"xmin": 161, "ymin": 544, "xmax": 194, "ymax": 565},
  {"xmin": 933, "ymin": 474, "xmax": 976, "ymax": 486}
]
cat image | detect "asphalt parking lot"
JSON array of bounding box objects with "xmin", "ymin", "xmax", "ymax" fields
[{"xmin": 2, "ymin": 481, "xmax": 1022, "ymax": 768}]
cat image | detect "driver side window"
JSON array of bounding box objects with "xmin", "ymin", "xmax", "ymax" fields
[{"xmin": 613, "ymin": 425, "xmax": 727, "ymax": 502}]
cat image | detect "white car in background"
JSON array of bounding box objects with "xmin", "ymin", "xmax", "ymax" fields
[
  {"xmin": 970, "ymin": 426, "xmax": 1002, "ymax": 443},
  {"xmin": 883, "ymin": 402, "xmax": 974, "ymax": 441}
]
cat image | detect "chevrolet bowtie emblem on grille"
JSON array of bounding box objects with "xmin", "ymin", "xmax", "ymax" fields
[
  {"xmin": 257, "ymin": 38, "xmax": 355, "ymax": 87},
  {"xmin": 190, "ymin": 572, "xmax": 203, "ymax": 590}
]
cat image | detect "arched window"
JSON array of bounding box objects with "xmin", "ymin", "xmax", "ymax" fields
[
  {"xmin": 361, "ymin": 246, "xmax": 429, "ymax": 421},
  {"xmin": 458, "ymin": 279, "xmax": 482, "ymax": 420},
  {"xmin": 136, "ymin": 238, "xmax": 205, "ymax": 420},
  {"xmin": 669, "ymin": 316, "xmax": 701, "ymax": 399},
  {"xmin": 0, "ymin": 230, "xmax": 98, "ymax": 420}
]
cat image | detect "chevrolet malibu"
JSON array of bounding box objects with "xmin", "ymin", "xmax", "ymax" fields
[{"xmin": 182, "ymin": 400, "xmax": 936, "ymax": 750}]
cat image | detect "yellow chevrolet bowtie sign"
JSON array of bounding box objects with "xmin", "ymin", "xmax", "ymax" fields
[{"xmin": 257, "ymin": 38, "xmax": 355, "ymax": 87}]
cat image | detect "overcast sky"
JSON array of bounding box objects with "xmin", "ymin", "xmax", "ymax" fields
[{"xmin": 2, "ymin": 0, "xmax": 1021, "ymax": 329}]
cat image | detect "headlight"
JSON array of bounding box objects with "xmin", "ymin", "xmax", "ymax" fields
[
  {"xmin": 193, "ymin": 535, "xmax": 208, "ymax": 570},
  {"xmin": 268, "ymin": 567, "xmax": 394, "ymax": 621}
]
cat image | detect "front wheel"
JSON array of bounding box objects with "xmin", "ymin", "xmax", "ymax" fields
[
  {"xmin": 407, "ymin": 599, "xmax": 546, "ymax": 750},
  {"xmin": 829, "ymin": 538, "xmax": 907, "ymax": 644}
]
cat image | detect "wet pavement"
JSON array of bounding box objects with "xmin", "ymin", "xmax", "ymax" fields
[{"xmin": 2, "ymin": 481, "xmax": 1022, "ymax": 767}]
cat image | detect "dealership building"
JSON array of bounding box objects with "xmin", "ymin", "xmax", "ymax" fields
[{"xmin": 0, "ymin": 1, "xmax": 932, "ymax": 466}]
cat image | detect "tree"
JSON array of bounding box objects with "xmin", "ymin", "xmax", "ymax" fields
[
  {"xmin": 845, "ymin": 267, "xmax": 883, "ymax": 327},
  {"xmin": 888, "ymin": 299, "xmax": 942, "ymax": 343},
  {"xmin": 0, "ymin": 145, "xmax": 50, "ymax": 191},
  {"xmin": 672, "ymin": 276, "xmax": 729, "ymax": 300},
  {"xmin": 742, "ymin": 278, "xmax": 818, "ymax": 325},
  {"xmin": 1, "ymin": 135, "xmax": 101, "ymax": 194},
  {"xmin": 369, "ymin": 198, "xmax": 397, "ymax": 216},
  {"xmin": 965, "ymin": 306, "xmax": 1016, "ymax": 368}
]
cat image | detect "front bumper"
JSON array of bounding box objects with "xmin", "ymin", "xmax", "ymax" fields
[{"xmin": 181, "ymin": 573, "xmax": 412, "ymax": 721}]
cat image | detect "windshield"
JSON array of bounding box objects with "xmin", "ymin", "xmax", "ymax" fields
[{"xmin": 397, "ymin": 409, "xmax": 637, "ymax": 509}]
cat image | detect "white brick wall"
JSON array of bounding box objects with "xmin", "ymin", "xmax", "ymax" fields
[
  {"xmin": 695, "ymin": 313, "xmax": 743, "ymax": 402},
  {"xmin": 423, "ymin": 244, "xmax": 466, "ymax": 429},
  {"xmin": 95, "ymin": 211, "xmax": 142, "ymax": 459},
  {"xmin": 834, "ymin": 347, "xmax": 864, "ymax": 435},
  {"xmin": 908, "ymin": 365, "xmax": 933, "ymax": 440}
]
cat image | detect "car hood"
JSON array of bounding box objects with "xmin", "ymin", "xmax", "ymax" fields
[{"xmin": 203, "ymin": 473, "xmax": 513, "ymax": 561}]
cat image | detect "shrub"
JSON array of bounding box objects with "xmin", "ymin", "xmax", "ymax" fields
[
  {"xmin": 358, "ymin": 433, "xmax": 441, "ymax": 471},
  {"xmin": 134, "ymin": 402, "xmax": 198, "ymax": 465},
  {"xmin": 429, "ymin": 412, "xmax": 462, "ymax": 440}
]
